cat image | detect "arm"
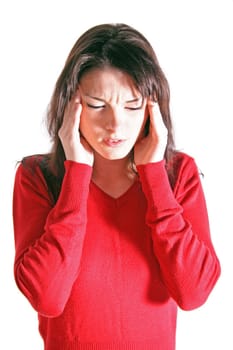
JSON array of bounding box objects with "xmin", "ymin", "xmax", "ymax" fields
[
  {"xmin": 13, "ymin": 159, "xmax": 92, "ymax": 317},
  {"xmin": 13, "ymin": 90, "xmax": 94, "ymax": 317},
  {"xmin": 137, "ymin": 155, "xmax": 221, "ymax": 310}
]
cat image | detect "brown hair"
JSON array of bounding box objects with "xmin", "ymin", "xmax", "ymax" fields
[{"xmin": 46, "ymin": 23, "xmax": 177, "ymax": 192}]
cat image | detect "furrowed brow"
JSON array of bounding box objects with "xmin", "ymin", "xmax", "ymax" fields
[{"xmin": 84, "ymin": 94, "xmax": 105, "ymax": 102}]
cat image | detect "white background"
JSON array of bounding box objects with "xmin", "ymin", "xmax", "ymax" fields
[{"xmin": 0, "ymin": 0, "xmax": 232, "ymax": 349}]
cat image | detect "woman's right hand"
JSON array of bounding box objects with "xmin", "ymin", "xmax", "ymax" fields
[{"xmin": 58, "ymin": 91, "xmax": 94, "ymax": 166}]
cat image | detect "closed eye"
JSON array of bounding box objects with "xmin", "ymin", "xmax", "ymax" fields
[
  {"xmin": 125, "ymin": 106, "xmax": 143, "ymax": 111},
  {"xmin": 125, "ymin": 99, "xmax": 144, "ymax": 111},
  {"xmin": 87, "ymin": 103, "xmax": 105, "ymax": 109}
]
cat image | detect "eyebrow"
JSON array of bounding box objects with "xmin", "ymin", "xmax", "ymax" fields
[
  {"xmin": 84, "ymin": 94, "xmax": 142, "ymax": 104},
  {"xmin": 125, "ymin": 98, "xmax": 142, "ymax": 104}
]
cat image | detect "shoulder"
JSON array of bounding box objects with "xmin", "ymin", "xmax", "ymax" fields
[
  {"xmin": 15, "ymin": 154, "xmax": 50, "ymax": 186},
  {"xmin": 169, "ymin": 151, "xmax": 197, "ymax": 172},
  {"xmin": 19, "ymin": 153, "xmax": 56, "ymax": 181},
  {"xmin": 14, "ymin": 154, "xmax": 58, "ymax": 204},
  {"xmin": 169, "ymin": 151, "xmax": 202, "ymax": 194},
  {"xmin": 20, "ymin": 154, "xmax": 50, "ymax": 172},
  {"xmin": 15, "ymin": 154, "xmax": 52, "ymax": 191},
  {"xmin": 19, "ymin": 154, "xmax": 62, "ymax": 203}
]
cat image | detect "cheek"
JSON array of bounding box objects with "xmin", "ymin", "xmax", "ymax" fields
[
  {"xmin": 79, "ymin": 112, "xmax": 93, "ymax": 139},
  {"xmin": 79, "ymin": 112, "xmax": 102, "ymax": 143}
]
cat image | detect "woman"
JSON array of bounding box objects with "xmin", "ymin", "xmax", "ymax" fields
[{"xmin": 13, "ymin": 23, "xmax": 220, "ymax": 350}]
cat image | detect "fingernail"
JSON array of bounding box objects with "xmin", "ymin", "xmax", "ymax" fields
[
  {"xmin": 148, "ymin": 100, "xmax": 157, "ymax": 106},
  {"xmin": 74, "ymin": 93, "xmax": 80, "ymax": 103}
]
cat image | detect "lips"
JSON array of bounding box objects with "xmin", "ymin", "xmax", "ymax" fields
[{"xmin": 104, "ymin": 138, "xmax": 125, "ymax": 147}]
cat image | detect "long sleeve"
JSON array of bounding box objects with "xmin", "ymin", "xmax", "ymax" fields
[
  {"xmin": 137, "ymin": 154, "xmax": 220, "ymax": 311},
  {"xmin": 13, "ymin": 159, "xmax": 92, "ymax": 317}
]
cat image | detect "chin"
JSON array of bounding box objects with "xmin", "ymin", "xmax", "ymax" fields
[
  {"xmin": 102, "ymin": 154, "xmax": 128, "ymax": 161},
  {"xmin": 97, "ymin": 149, "xmax": 132, "ymax": 161}
]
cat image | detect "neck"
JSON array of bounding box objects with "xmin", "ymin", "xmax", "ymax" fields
[
  {"xmin": 91, "ymin": 152, "xmax": 137, "ymax": 198},
  {"xmin": 92, "ymin": 153, "xmax": 133, "ymax": 180}
]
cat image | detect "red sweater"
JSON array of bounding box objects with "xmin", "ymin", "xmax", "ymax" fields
[{"xmin": 13, "ymin": 152, "xmax": 220, "ymax": 350}]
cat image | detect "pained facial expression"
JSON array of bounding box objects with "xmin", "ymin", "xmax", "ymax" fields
[{"xmin": 79, "ymin": 67, "xmax": 148, "ymax": 160}]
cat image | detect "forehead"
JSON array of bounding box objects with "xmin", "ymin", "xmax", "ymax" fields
[{"xmin": 79, "ymin": 66, "xmax": 141, "ymax": 101}]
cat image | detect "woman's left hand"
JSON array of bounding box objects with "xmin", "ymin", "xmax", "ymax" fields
[{"xmin": 134, "ymin": 100, "xmax": 168, "ymax": 165}]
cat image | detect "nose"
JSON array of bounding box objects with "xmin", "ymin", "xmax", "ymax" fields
[{"xmin": 105, "ymin": 107, "xmax": 123, "ymax": 131}]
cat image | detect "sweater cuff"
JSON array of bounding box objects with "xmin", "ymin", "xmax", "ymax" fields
[
  {"xmin": 55, "ymin": 161, "xmax": 92, "ymax": 211},
  {"xmin": 64, "ymin": 160, "xmax": 92, "ymax": 178},
  {"xmin": 137, "ymin": 161, "xmax": 177, "ymax": 210}
]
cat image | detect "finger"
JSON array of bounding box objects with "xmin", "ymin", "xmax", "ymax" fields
[
  {"xmin": 72, "ymin": 91, "xmax": 82, "ymax": 124},
  {"xmin": 63, "ymin": 93, "xmax": 82, "ymax": 126},
  {"xmin": 147, "ymin": 100, "xmax": 167, "ymax": 137},
  {"xmin": 59, "ymin": 97, "xmax": 82, "ymax": 144},
  {"xmin": 71, "ymin": 103, "xmax": 82, "ymax": 134},
  {"xmin": 73, "ymin": 89, "xmax": 81, "ymax": 103}
]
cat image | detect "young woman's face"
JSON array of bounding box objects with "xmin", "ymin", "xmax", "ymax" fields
[{"xmin": 79, "ymin": 67, "xmax": 148, "ymax": 160}]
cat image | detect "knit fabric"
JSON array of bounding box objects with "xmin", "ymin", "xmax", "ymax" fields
[{"xmin": 13, "ymin": 152, "xmax": 220, "ymax": 350}]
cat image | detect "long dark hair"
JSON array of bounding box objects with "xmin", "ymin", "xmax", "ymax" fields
[{"xmin": 44, "ymin": 23, "xmax": 177, "ymax": 199}]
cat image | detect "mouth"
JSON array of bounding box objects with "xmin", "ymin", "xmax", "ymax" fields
[{"xmin": 104, "ymin": 138, "xmax": 126, "ymax": 147}]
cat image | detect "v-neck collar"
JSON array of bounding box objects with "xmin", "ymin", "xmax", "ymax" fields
[{"xmin": 89, "ymin": 178, "xmax": 141, "ymax": 206}]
